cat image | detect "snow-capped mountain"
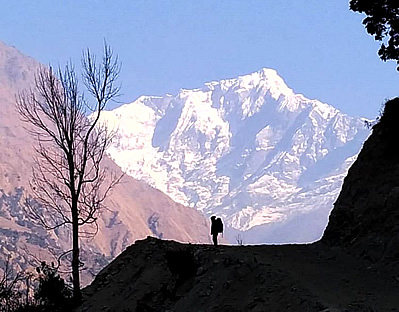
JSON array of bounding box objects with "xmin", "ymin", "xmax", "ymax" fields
[{"xmin": 100, "ymin": 68, "xmax": 370, "ymax": 244}]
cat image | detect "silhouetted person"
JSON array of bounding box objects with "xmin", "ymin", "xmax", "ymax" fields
[{"xmin": 210, "ymin": 216, "xmax": 223, "ymax": 246}]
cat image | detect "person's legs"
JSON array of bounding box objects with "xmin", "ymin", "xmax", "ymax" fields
[{"xmin": 212, "ymin": 233, "xmax": 218, "ymax": 246}]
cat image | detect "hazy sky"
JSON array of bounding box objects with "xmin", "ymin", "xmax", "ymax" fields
[{"xmin": 1, "ymin": 1, "xmax": 398, "ymax": 118}]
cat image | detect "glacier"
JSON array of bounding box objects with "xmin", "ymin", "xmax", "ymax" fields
[{"xmin": 99, "ymin": 68, "xmax": 370, "ymax": 244}]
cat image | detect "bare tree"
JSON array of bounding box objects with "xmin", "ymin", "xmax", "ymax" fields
[
  {"xmin": 0, "ymin": 256, "xmax": 31, "ymax": 311},
  {"xmin": 16, "ymin": 43, "xmax": 122, "ymax": 302}
]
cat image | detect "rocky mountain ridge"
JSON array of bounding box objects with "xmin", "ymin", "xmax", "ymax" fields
[{"xmin": 100, "ymin": 68, "xmax": 370, "ymax": 243}]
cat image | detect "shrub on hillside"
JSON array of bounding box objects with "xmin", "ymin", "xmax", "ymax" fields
[
  {"xmin": 34, "ymin": 262, "xmax": 72, "ymax": 311},
  {"xmin": 0, "ymin": 260, "xmax": 72, "ymax": 312}
]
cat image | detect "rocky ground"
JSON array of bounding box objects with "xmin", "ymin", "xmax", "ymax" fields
[{"xmin": 77, "ymin": 237, "xmax": 399, "ymax": 312}]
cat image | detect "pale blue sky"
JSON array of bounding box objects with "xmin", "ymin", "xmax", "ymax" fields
[{"xmin": 1, "ymin": 1, "xmax": 398, "ymax": 118}]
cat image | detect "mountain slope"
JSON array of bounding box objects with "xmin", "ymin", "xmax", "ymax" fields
[
  {"xmin": 100, "ymin": 68, "xmax": 370, "ymax": 243},
  {"xmin": 0, "ymin": 41, "xmax": 210, "ymax": 285}
]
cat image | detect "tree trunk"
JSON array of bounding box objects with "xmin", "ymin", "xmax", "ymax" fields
[{"xmin": 72, "ymin": 205, "xmax": 81, "ymax": 303}]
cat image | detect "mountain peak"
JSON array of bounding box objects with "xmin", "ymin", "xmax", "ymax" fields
[
  {"xmin": 0, "ymin": 40, "xmax": 39, "ymax": 91},
  {"xmin": 204, "ymin": 68, "xmax": 293, "ymax": 102},
  {"xmin": 100, "ymin": 69, "xmax": 370, "ymax": 244},
  {"xmin": 254, "ymin": 67, "xmax": 284, "ymax": 84}
]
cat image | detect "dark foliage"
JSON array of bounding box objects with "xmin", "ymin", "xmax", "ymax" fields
[
  {"xmin": 0, "ymin": 260, "xmax": 72, "ymax": 312},
  {"xmin": 0, "ymin": 256, "xmax": 31, "ymax": 312},
  {"xmin": 34, "ymin": 262, "xmax": 72, "ymax": 311},
  {"xmin": 350, "ymin": 0, "xmax": 399, "ymax": 69}
]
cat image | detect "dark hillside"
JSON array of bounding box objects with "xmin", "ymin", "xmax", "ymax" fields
[
  {"xmin": 77, "ymin": 237, "xmax": 399, "ymax": 311},
  {"xmin": 323, "ymin": 97, "xmax": 399, "ymax": 262}
]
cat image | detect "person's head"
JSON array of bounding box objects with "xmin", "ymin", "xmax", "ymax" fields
[{"xmin": 210, "ymin": 216, "xmax": 216, "ymax": 221}]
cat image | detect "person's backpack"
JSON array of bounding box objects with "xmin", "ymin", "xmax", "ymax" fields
[{"xmin": 215, "ymin": 218, "xmax": 223, "ymax": 234}]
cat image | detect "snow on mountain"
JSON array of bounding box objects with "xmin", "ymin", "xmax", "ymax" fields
[{"xmin": 100, "ymin": 68, "xmax": 370, "ymax": 244}]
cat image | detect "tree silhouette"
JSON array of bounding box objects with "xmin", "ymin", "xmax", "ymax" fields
[
  {"xmin": 16, "ymin": 43, "xmax": 122, "ymax": 303},
  {"xmin": 350, "ymin": 0, "xmax": 399, "ymax": 69}
]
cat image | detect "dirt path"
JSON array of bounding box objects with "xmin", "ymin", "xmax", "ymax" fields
[{"xmin": 78, "ymin": 238, "xmax": 399, "ymax": 311}]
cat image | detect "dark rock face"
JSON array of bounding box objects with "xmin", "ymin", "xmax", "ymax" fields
[{"xmin": 322, "ymin": 97, "xmax": 399, "ymax": 261}]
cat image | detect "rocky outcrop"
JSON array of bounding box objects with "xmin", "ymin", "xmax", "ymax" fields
[{"xmin": 322, "ymin": 97, "xmax": 399, "ymax": 262}]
